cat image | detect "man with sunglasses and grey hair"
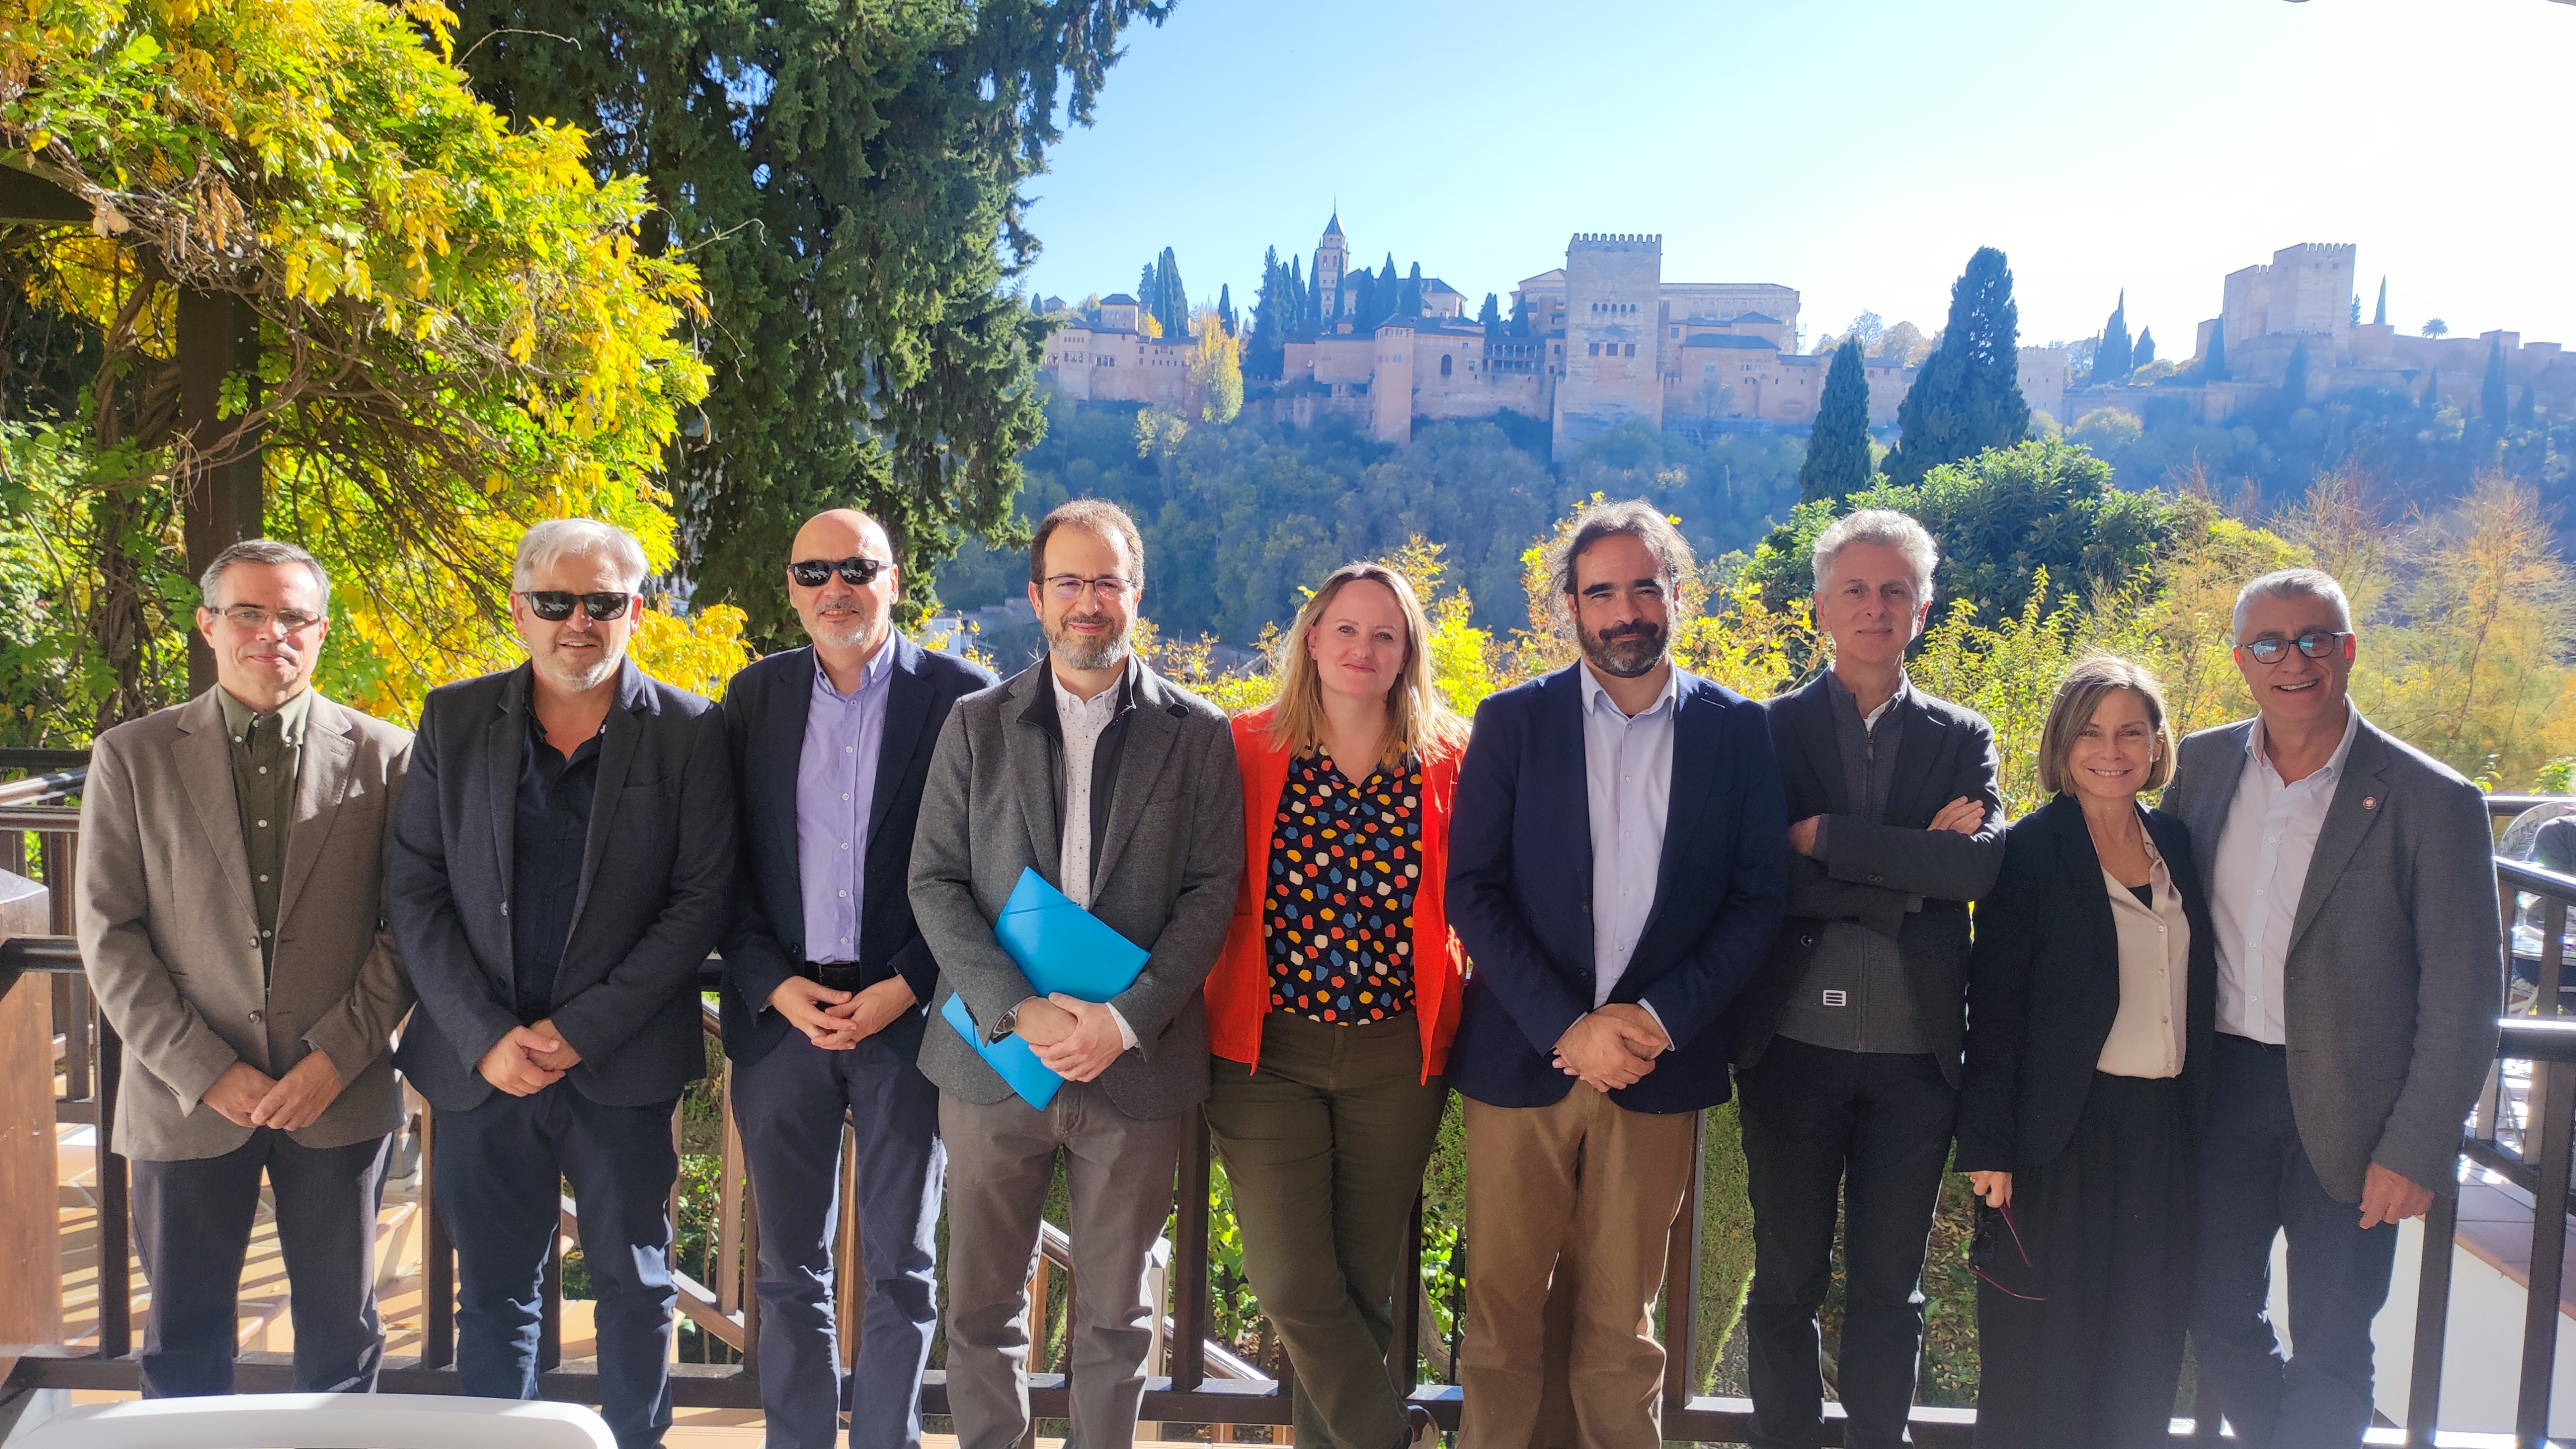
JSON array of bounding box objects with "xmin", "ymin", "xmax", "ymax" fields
[
  {"xmin": 717, "ymin": 509, "xmax": 993, "ymax": 1449},
  {"xmin": 389, "ymin": 518, "xmax": 734, "ymax": 1449},
  {"xmin": 2163, "ymin": 567, "xmax": 2499, "ymax": 1449},
  {"xmin": 78, "ymin": 538, "xmax": 413, "ymax": 1398}
]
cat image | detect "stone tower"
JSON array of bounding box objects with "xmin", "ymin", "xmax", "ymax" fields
[
  {"xmin": 1313, "ymin": 212, "xmax": 1348, "ymax": 323},
  {"xmin": 1372, "ymin": 320, "xmax": 1414, "ymax": 445},
  {"xmin": 1552, "ymin": 233, "xmax": 1664, "ymax": 458}
]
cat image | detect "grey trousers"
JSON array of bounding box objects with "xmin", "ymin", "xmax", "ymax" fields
[
  {"xmin": 735, "ymin": 1028, "xmax": 944, "ymax": 1449},
  {"xmin": 939, "ymin": 1083, "xmax": 1189, "ymax": 1449}
]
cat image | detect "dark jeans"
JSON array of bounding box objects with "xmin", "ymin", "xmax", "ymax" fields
[
  {"xmin": 1737, "ymin": 1038, "xmax": 1959, "ymax": 1449},
  {"xmin": 733, "ymin": 1026, "xmax": 944, "ymax": 1449},
  {"xmin": 436, "ymin": 1085, "xmax": 680, "ymax": 1449},
  {"xmin": 1204, "ymin": 1013, "xmax": 1448, "ymax": 1449},
  {"xmin": 130, "ymin": 1129, "xmax": 391, "ymax": 1398},
  {"xmin": 2191, "ymin": 1034, "xmax": 2401, "ymax": 1449}
]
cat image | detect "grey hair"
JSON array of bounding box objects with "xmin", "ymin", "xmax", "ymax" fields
[
  {"xmin": 1812, "ymin": 508, "xmax": 1938, "ymax": 600},
  {"xmin": 513, "ymin": 518, "xmax": 649, "ymax": 592},
  {"xmin": 2232, "ymin": 567, "xmax": 2352, "ymax": 637},
  {"xmin": 199, "ymin": 538, "xmax": 330, "ymax": 615}
]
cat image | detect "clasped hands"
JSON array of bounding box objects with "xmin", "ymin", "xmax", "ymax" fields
[
  {"xmin": 1011, "ymin": 995, "xmax": 1126, "ymax": 1083},
  {"xmin": 476, "ymin": 1017, "xmax": 582, "ymax": 1096},
  {"xmin": 201, "ymin": 1053, "xmax": 347, "ymax": 1132},
  {"xmin": 768, "ymin": 975, "xmax": 920, "ymax": 1050},
  {"xmin": 1552, "ymin": 1003, "xmax": 1669, "ymax": 1094}
]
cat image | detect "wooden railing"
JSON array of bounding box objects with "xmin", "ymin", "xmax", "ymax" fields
[{"xmin": 5, "ymin": 760, "xmax": 2576, "ymax": 1446}]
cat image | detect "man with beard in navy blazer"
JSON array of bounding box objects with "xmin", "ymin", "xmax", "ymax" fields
[
  {"xmin": 718, "ymin": 509, "xmax": 995, "ymax": 1449},
  {"xmin": 1446, "ymin": 499, "xmax": 1790, "ymax": 1449}
]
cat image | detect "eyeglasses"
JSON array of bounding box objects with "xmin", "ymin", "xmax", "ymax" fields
[
  {"xmin": 209, "ymin": 604, "xmax": 325, "ymax": 634},
  {"xmin": 790, "ymin": 556, "xmax": 890, "ymax": 588},
  {"xmin": 1044, "ymin": 574, "xmax": 1134, "ymax": 602},
  {"xmin": 2235, "ymin": 629, "xmax": 2354, "ymax": 665},
  {"xmin": 520, "ymin": 590, "xmax": 635, "ymax": 622}
]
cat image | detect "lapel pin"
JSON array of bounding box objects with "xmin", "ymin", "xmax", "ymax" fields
[{"xmin": 2363, "ymin": 795, "xmax": 2379, "ymax": 810}]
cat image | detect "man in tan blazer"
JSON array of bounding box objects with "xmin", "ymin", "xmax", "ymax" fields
[{"xmin": 77, "ymin": 538, "xmax": 414, "ymax": 1398}]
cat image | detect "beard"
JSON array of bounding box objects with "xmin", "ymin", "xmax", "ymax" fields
[
  {"xmin": 536, "ymin": 642, "xmax": 622, "ymax": 693},
  {"xmin": 807, "ymin": 604, "xmax": 882, "ymax": 652},
  {"xmin": 1578, "ymin": 618, "xmax": 1668, "ymax": 679},
  {"xmin": 1045, "ymin": 608, "xmax": 1133, "ymax": 673}
]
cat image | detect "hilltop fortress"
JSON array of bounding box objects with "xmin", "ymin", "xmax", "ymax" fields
[{"xmin": 1037, "ymin": 221, "xmax": 2568, "ymax": 458}]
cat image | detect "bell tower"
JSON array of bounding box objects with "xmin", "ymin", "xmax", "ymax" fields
[{"xmin": 1313, "ymin": 210, "xmax": 1348, "ymax": 320}]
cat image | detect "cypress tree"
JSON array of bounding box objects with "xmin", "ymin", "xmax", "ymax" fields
[
  {"xmin": 2374, "ymin": 277, "xmax": 2389, "ymax": 326},
  {"xmin": 2283, "ymin": 342, "xmax": 2309, "ymax": 410},
  {"xmin": 1800, "ymin": 339, "xmax": 1875, "ymax": 504},
  {"xmin": 2095, "ymin": 290, "xmax": 2132, "ymax": 384},
  {"xmin": 1478, "ymin": 292, "xmax": 1502, "ymax": 338},
  {"xmin": 1401, "ymin": 261, "xmax": 1424, "ymax": 317},
  {"xmin": 1886, "ymin": 247, "xmax": 2030, "ymax": 486},
  {"xmin": 1290, "ymin": 254, "xmax": 1308, "ymax": 328},
  {"xmin": 2134, "ymin": 326, "xmax": 2155, "ymax": 368},
  {"xmin": 1216, "ymin": 283, "xmax": 1235, "ymax": 336},
  {"xmin": 2204, "ymin": 321, "xmax": 2228, "ymax": 381},
  {"xmin": 1153, "ymin": 247, "xmax": 1188, "ymax": 337},
  {"xmin": 1138, "ymin": 261, "xmax": 1156, "ymax": 308},
  {"xmin": 2483, "ymin": 335, "xmax": 2511, "ymax": 422},
  {"xmin": 2515, "ymin": 377, "xmax": 2539, "ymax": 428}
]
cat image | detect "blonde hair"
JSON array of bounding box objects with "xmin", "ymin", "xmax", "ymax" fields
[
  {"xmin": 2037, "ymin": 654, "xmax": 2177, "ymax": 797},
  {"xmin": 1262, "ymin": 562, "xmax": 1470, "ymax": 770}
]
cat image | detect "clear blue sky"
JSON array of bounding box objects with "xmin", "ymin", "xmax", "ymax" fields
[{"xmin": 1018, "ymin": 0, "xmax": 2575, "ymax": 355}]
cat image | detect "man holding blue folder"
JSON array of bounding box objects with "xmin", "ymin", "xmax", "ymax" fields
[{"xmin": 910, "ymin": 499, "xmax": 1244, "ymax": 1449}]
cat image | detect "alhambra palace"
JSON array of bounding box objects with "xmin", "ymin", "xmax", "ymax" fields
[{"xmin": 1037, "ymin": 215, "xmax": 2576, "ymax": 461}]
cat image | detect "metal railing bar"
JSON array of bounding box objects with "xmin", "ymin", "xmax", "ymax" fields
[
  {"xmin": 2517, "ymin": 1055, "xmax": 2576, "ymax": 1439},
  {"xmin": 0, "ymin": 772, "xmax": 83, "ymax": 808}
]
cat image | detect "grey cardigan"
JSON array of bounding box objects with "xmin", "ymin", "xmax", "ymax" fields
[
  {"xmin": 908, "ymin": 658, "xmax": 1243, "ymax": 1121},
  {"xmin": 2162, "ymin": 714, "xmax": 2502, "ymax": 1202}
]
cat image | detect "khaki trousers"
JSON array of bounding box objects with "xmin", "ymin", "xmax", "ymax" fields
[{"xmin": 1458, "ymin": 1091, "xmax": 1696, "ymax": 1449}]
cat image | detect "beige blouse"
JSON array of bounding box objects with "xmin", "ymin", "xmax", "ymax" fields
[{"xmin": 2097, "ymin": 835, "xmax": 2192, "ymax": 1078}]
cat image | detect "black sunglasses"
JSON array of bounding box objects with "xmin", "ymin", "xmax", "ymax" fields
[
  {"xmin": 790, "ymin": 556, "xmax": 889, "ymax": 588},
  {"xmin": 520, "ymin": 590, "xmax": 634, "ymax": 622},
  {"xmin": 2236, "ymin": 629, "xmax": 2353, "ymax": 665}
]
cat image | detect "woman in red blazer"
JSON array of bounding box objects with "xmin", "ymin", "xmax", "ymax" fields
[{"xmin": 1205, "ymin": 560, "xmax": 1470, "ymax": 1449}]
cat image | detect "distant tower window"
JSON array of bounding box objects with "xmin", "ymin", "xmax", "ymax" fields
[
  {"xmin": 1704, "ymin": 363, "xmax": 1716, "ymax": 373},
  {"xmin": 1441, "ymin": 354, "xmax": 1453, "ymax": 377},
  {"xmin": 1626, "ymin": 344, "xmax": 1637, "ymax": 357},
  {"xmin": 1588, "ymin": 343, "xmax": 1601, "ymax": 356}
]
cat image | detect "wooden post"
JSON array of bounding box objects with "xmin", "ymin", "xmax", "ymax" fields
[
  {"xmin": 176, "ymin": 289, "xmax": 263, "ymax": 697},
  {"xmin": 0, "ymin": 870, "xmax": 63, "ymax": 1350}
]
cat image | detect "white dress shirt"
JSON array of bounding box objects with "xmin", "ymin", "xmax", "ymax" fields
[
  {"xmin": 1580, "ymin": 664, "xmax": 1677, "ymax": 1030},
  {"xmin": 2209, "ymin": 706, "xmax": 2362, "ymax": 1044},
  {"xmin": 1054, "ymin": 660, "xmax": 1138, "ymax": 1050}
]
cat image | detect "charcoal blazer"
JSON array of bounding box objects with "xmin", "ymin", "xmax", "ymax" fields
[
  {"xmin": 76, "ymin": 689, "xmax": 415, "ymax": 1161},
  {"xmin": 1445, "ymin": 662, "xmax": 1790, "ymax": 1115},
  {"xmin": 718, "ymin": 637, "xmax": 996, "ymax": 1068},
  {"xmin": 907, "ymin": 659, "xmax": 1244, "ymax": 1121},
  {"xmin": 388, "ymin": 660, "xmax": 735, "ymax": 1113},
  {"xmin": 2161, "ymin": 714, "xmax": 2502, "ymax": 1202},
  {"xmin": 1730, "ymin": 674, "xmax": 2006, "ymax": 1086},
  {"xmin": 1954, "ymin": 794, "xmax": 2219, "ymax": 1176}
]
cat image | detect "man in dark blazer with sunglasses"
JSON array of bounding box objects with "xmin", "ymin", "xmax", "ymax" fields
[
  {"xmin": 389, "ymin": 518, "xmax": 734, "ymax": 1449},
  {"xmin": 718, "ymin": 510, "xmax": 995, "ymax": 1449}
]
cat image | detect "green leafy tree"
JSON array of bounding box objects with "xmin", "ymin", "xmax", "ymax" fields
[
  {"xmin": 1886, "ymin": 247, "xmax": 2030, "ymax": 487},
  {"xmin": 454, "ymin": 0, "xmax": 1169, "ymax": 646},
  {"xmin": 1799, "ymin": 339, "xmax": 1874, "ymax": 505},
  {"xmin": 2484, "ymin": 334, "xmax": 2511, "ymax": 422},
  {"xmin": 2425, "ymin": 318, "xmax": 2450, "ymax": 338},
  {"xmin": 2095, "ymin": 290, "xmax": 2132, "ymax": 383}
]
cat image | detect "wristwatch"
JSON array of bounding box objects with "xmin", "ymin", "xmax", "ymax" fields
[{"xmin": 988, "ymin": 998, "xmax": 1033, "ymax": 1046}]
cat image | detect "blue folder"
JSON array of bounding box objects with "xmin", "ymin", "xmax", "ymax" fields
[{"xmin": 941, "ymin": 866, "xmax": 1151, "ymax": 1110}]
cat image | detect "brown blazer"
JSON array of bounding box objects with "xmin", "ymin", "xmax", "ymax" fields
[{"xmin": 77, "ymin": 688, "xmax": 415, "ymax": 1161}]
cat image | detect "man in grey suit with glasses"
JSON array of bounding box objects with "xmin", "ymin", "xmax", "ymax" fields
[
  {"xmin": 908, "ymin": 498, "xmax": 1243, "ymax": 1449},
  {"xmin": 2164, "ymin": 567, "xmax": 2501, "ymax": 1449}
]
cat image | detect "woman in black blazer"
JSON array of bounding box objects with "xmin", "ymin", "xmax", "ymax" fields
[{"xmin": 1957, "ymin": 656, "xmax": 2219, "ymax": 1449}]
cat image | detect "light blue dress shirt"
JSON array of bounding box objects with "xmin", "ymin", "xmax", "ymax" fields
[
  {"xmin": 1580, "ymin": 662, "xmax": 1679, "ymax": 1020},
  {"xmin": 798, "ymin": 642, "xmax": 896, "ymax": 964}
]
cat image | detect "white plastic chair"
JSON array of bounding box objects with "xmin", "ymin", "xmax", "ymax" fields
[{"xmin": 14, "ymin": 1394, "xmax": 616, "ymax": 1449}]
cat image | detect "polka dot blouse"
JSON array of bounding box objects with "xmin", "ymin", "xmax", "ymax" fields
[{"xmin": 1263, "ymin": 750, "xmax": 1423, "ymax": 1024}]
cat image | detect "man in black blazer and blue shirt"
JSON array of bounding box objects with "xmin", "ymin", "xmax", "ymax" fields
[
  {"xmin": 719, "ymin": 509, "xmax": 995, "ymax": 1449},
  {"xmin": 1731, "ymin": 509, "xmax": 2006, "ymax": 1449},
  {"xmin": 1447, "ymin": 500, "xmax": 1789, "ymax": 1449},
  {"xmin": 389, "ymin": 519, "xmax": 733, "ymax": 1449}
]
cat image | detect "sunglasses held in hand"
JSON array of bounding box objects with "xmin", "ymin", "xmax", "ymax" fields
[{"xmin": 520, "ymin": 590, "xmax": 636, "ymax": 622}]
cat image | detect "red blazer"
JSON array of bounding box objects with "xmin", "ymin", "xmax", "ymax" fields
[{"xmin": 1206, "ymin": 707, "xmax": 1466, "ymax": 1081}]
